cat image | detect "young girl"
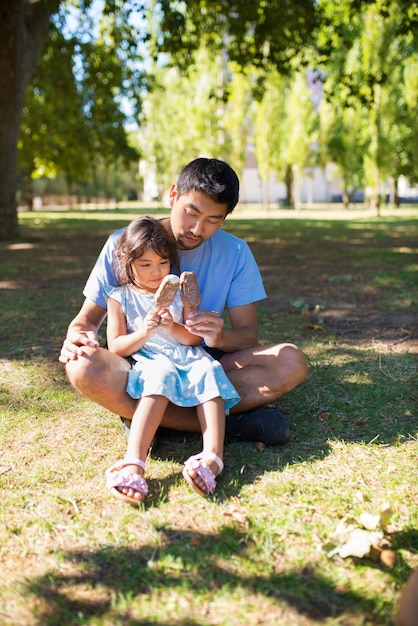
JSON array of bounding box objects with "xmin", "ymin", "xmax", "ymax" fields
[{"xmin": 104, "ymin": 215, "xmax": 239, "ymax": 504}]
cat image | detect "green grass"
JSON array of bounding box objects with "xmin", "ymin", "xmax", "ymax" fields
[{"xmin": 0, "ymin": 205, "xmax": 417, "ymax": 625}]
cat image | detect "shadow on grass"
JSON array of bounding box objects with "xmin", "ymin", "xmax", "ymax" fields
[
  {"xmin": 148, "ymin": 341, "xmax": 417, "ymax": 485},
  {"xmin": 23, "ymin": 524, "xmax": 411, "ymax": 626},
  {"xmin": 276, "ymin": 344, "xmax": 417, "ymax": 455}
]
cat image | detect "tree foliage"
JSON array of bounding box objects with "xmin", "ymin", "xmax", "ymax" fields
[
  {"xmin": 19, "ymin": 6, "xmax": 141, "ymax": 208},
  {"xmin": 315, "ymin": 0, "xmax": 418, "ymax": 210},
  {"xmin": 154, "ymin": 0, "xmax": 317, "ymax": 71},
  {"xmin": 1, "ymin": 0, "xmax": 144, "ymax": 239},
  {"xmin": 2, "ymin": 0, "xmax": 418, "ymax": 239},
  {"xmin": 19, "ymin": 26, "xmax": 91, "ymax": 203}
]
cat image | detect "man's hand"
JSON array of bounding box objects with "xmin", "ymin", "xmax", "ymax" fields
[
  {"xmin": 59, "ymin": 331, "xmax": 99, "ymax": 363},
  {"xmin": 184, "ymin": 309, "xmax": 224, "ymax": 348}
]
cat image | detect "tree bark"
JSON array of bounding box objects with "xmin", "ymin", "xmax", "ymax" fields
[
  {"xmin": 285, "ymin": 163, "xmax": 294, "ymax": 208},
  {"xmin": 0, "ymin": 0, "xmax": 58, "ymax": 240}
]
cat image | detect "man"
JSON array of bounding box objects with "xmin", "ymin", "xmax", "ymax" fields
[{"xmin": 59, "ymin": 158, "xmax": 308, "ymax": 444}]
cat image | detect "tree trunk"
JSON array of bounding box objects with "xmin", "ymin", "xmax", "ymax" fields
[
  {"xmin": 25, "ymin": 173, "xmax": 34, "ymax": 211},
  {"xmin": 293, "ymin": 164, "xmax": 300, "ymax": 211},
  {"xmin": 285, "ymin": 163, "xmax": 294, "ymax": 208},
  {"xmin": 343, "ymin": 173, "xmax": 349, "ymax": 208},
  {"xmin": 262, "ymin": 179, "xmax": 269, "ymax": 210},
  {"xmin": 0, "ymin": 0, "xmax": 58, "ymax": 240},
  {"xmin": 394, "ymin": 177, "xmax": 400, "ymax": 207}
]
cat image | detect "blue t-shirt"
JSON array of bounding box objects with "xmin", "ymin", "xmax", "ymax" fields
[{"xmin": 83, "ymin": 226, "xmax": 266, "ymax": 315}]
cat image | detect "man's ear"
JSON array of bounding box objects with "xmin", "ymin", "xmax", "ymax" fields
[{"xmin": 168, "ymin": 184, "xmax": 177, "ymax": 206}]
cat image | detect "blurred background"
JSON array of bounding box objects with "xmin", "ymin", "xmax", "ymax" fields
[{"xmin": 2, "ymin": 0, "xmax": 418, "ymax": 239}]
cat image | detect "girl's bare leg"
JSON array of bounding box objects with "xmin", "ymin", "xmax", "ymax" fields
[
  {"xmin": 65, "ymin": 347, "xmax": 201, "ymax": 430},
  {"xmin": 184, "ymin": 397, "xmax": 225, "ymax": 494},
  {"xmin": 116, "ymin": 394, "xmax": 169, "ymax": 502}
]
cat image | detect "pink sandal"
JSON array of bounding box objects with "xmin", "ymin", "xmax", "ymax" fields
[
  {"xmin": 106, "ymin": 457, "xmax": 148, "ymax": 505},
  {"xmin": 182, "ymin": 452, "xmax": 224, "ymax": 497}
]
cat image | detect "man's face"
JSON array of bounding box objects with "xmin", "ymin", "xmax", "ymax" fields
[{"xmin": 169, "ymin": 185, "xmax": 228, "ymax": 250}]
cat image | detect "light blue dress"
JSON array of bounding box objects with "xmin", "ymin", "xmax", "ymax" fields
[{"xmin": 104, "ymin": 285, "xmax": 240, "ymax": 414}]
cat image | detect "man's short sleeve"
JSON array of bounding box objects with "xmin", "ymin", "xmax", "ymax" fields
[
  {"xmin": 179, "ymin": 230, "xmax": 266, "ymax": 314},
  {"xmin": 225, "ymin": 240, "xmax": 266, "ymax": 309},
  {"xmin": 83, "ymin": 228, "xmax": 125, "ymax": 308}
]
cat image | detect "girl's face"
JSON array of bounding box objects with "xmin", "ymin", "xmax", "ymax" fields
[{"xmin": 130, "ymin": 248, "xmax": 170, "ymax": 293}]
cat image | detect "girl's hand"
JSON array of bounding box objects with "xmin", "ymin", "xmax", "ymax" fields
[
  {"xmin": 142, "ymin": 309, "xmax": 160, "ymax": 339},
  {"xmin": 158, "ymin": 308, "xmax": 174, "ymax": 331}
]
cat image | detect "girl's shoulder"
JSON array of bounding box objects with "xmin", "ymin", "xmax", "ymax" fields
[
  {"xmin": 104, "ymin": 283, "xmax": 125, "ymax": 296},
  {"xmin": 103, "ymin": 283, "xmax": 131, "ymax": 305}
]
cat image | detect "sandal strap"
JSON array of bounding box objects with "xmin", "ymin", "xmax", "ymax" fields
[
  {"xmin": 186, "ymin": 452, "xmax": 224, "ymax": 476},
  {"xmin": 183, "ymin": 452, "xmax": 224, "ymax": 496},
  {"xmin": 109, "ymin": 457, "xmax": 146, "ymax": 473},
  {"xmin": 106, "ymin": 458, "xmax": 148, "ymax": 496}
]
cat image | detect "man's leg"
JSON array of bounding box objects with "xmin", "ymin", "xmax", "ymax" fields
[
  {"xmin": 65, "ymin": 346, "xmax": 201, "ymax": 431},
  {"xmin": 65, "ymin": 342, "xmax": 308, "ymax": 444},
  {"xmin": 153, "ymin": 342, "xmax": 308, "ymax": 443},
  {"xmin": 220, "ymin": 343, "xmax": 308, "ymax": 445},
  {"xmin": 220, "ymin": 342, "xmax": 308, "ymax": 412}
]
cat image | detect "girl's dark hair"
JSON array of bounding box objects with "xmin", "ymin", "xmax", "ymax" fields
[
  {"xmin": 177, "ymin": 158, "xmax": 239, "ymax": 214},
  {"xmin": 113, "ymin": 215, "xmax": 179, "ymax": 286}
]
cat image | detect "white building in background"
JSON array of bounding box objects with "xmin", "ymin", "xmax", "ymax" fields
[
  {"xmin": 239, "ymin": 152, "xmax": 343, "ymax": 205},
  {"xmin": 240, "ymin": 156, "xmax": 418, "ymax": 206},
  {"xmin": 139, "ymin": 158, "xmax": 159, "ymax": 202},
  {"xmin": 139, "ymin": 150, "xmax": 418, "ymax": 206},
  {"xmin": 140, "ymin": 153, "xmax": 418, "ymax": 205}
]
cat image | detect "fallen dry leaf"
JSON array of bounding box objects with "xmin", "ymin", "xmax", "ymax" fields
[
  {"xmin": 319, "ymin": 412, "xmax": 331, "ymax": 421},
  {"xmin": 359, "ymin": 512, "xmax": 381, "ymax": 530},
  {"xmin": 328, "ymin": 527, "xmax": 384, "ymax": 559},
  {"xmin": 380, "ymin": 549, "xmax": 396, "ymax": 568},
  {"xmin": 355, "ymin": 417, "xmax": 368, "ymax": 425},
  {"xmin": 190, "ymin": 536, "xmax": 202, "ymax": 547},
  {"xmin": 224, "ymin": 498, "xmax": 248, "ymax": 527},
  {"xmin": 324, "ymin": 504, "xmax": 394, "ymax": 560}
]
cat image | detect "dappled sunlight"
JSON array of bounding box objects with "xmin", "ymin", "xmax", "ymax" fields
[
  {"xmin": 1, "ymin": 209, "xmax": 416, "ymax": 626},
  {"xmin": 1, "ymin": 242, "xmax": 36, "ymax": 251},
  {"xmin": 19, "ymin": 527, "xmax": 394, "ymax": 625},
  {"xmin": 391, "ymin": 247, "xmax": 418, "ymax": 255},
  {"xmin": 0, "ymin": 281, "xmax": 20, "ymax": 289}
]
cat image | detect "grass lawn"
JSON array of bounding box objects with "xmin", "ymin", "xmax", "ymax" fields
[{"xmin": 0, "ymin": 205, "xmax": 417, "ymax": 625}]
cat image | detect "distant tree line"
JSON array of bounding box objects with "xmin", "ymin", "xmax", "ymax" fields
[{"xmin": 1, "ymin": 0, "xmax": 417, "ymax": 239}]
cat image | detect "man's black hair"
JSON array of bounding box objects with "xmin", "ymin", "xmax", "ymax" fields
[{"xmin": 177, "ymin": 158, "xmax": 239, "ymax": 214}]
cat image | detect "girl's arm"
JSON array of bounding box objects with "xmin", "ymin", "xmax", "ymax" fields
[{"xmin": 107, "ymin": 296, "xmax": 159, "ymax": 356}]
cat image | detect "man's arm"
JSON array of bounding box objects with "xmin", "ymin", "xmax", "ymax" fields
[
  {"xmin": 184, "ymin": 303, "xmax": 258, "ymax": 352},
  {"xmin": 59, "ymin": 299, "xmax": 107, "ymax": 363}
]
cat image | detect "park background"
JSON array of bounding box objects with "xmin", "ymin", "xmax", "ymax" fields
[
  {"xmin": 2, "ymin": 0, "xmax": 418, "ymax": 240},
  {"xmin": 1, "ymin": 1, "xmax": 417, "ymax": 625}
]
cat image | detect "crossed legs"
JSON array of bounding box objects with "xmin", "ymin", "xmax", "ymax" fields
[{"xmin": 65, "ymin": 341, "xmax": 308, "ymax": 430}]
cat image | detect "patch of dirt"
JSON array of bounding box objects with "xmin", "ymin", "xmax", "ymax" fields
[
  {"xmin": 2, "ymin": 217, "xmax": 416, "ymax": 353},
  {"xmin": 249, "ymin": 234, "xmax": 417, "ymax": 354}
]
